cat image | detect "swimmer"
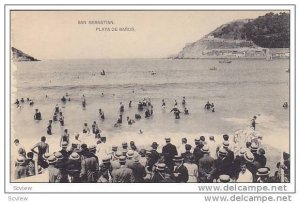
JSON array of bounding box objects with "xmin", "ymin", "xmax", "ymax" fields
[
  {"xmin": 61, "ymin": 96, "xmax": 66, "ymax": 103},
  {"xmin": 127, "ymin": 117, "xmax": 135, "ymax": 125},
  {"xmin": 21, "ymin": 98, "xmax": 25, "ymax": 103},
  {"xmin": 120, "ymin": 102, "xmax": 125, "ymax": 113},
  {"xmin": 204, "ymin": 101, "xmax": 211, "ymax": 110},
  {"xmin": 139, "ymin": 129, "xmax": 143, "ymax": 134},
  {"xmin": 47, "ymin": 120, "xmax": 52, "ymax": 135},
  {"xmin": 174, "ymin": 100, "xmax": 178, "ymax": 106},
  {"xmin": 27, "ymin": 98, "xmax": 30, "ymax": 102},
  {"xmin": 182, "ymin": 97, "xmax": 186, "ymax": 106},
  {"xmin": 34, "ymin": 109, "xmax": 42, "ymax": 121},
  {"xmin": 83, "ymin": 123, "xmax": 90, "ymax": 134},
  {"xmin": 184, "ymin": 107, "xmax": 189, "ymax": 115},
  {"xmin": 170, "ymin": 107, "xmax": 181, "ymax": 119},
  {"xmin": 145, "ymin": 109, "xmax": 151, "ymax": 118},
  {"xmin": 135, "ymin": 114, "xmax": 141, "ymax": 120},
  {"xmin": 55, "ymin": 104, "xmax": 60, "ymax": 113},
  {"xmin": 129, "ymin": 101, "xmax": 132, "ymax": 108},
  {"xmin": 138, "ymin": 102, "xmax": 143, "ymax": 111},
  {"xmin": 211, "ymin": 103, "xmax": 215, "ymax": 108},
  {"xmin": 162, "ymin": 99, "xmax": 166, "ymax": 108},
  {"xmin": 283, "ymin": 102, "xmax": 288, "ymax": 109},
  {"xmin": 29, "ymin": 100, "xmax": 34, "ymax": 106},
  {"xmin": 15, "ymin": 99, "xmax": 20, "ymax": 107},
  {"xmin": 59, "ymin": 112, "xmax": 64, "ymax": 126},
  {"xmin": 212, "ymin": 108, "xmax": 215, "ymax": 112}
]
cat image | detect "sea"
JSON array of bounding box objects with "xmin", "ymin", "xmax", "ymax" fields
[{"xmin": 11, "ymin": 58, "xmax": 290, "ymax": 169}]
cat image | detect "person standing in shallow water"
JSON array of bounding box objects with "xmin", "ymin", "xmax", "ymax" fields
[
  {"xmin": 251, "ymin": 116, "xmax": 257, "ymax": 130},
  {"xmin": 47, "ymin": 120, "xmax": 52, "ymax": 135},
  {"xmin": 34, "ymin": 109, "xmax": 42, "ymax": 120},
  {"xmin": 31, "ymin": 136, "xmax": 49, "ymax": 168}
]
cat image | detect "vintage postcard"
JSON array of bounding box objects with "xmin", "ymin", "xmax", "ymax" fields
[{"xmin": 4, "ymin": 4, "xmax": 295, "ymax": 195}]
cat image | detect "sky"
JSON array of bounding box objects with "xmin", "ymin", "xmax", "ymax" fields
[{"xmin": 11, "ymin": 10, "xmax": 286, "ymax": 59}]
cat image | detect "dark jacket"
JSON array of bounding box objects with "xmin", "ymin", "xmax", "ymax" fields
[
  {"xmin": 214, "ymin": 157, "xmax": 233, "ymax": 178},
  {"xmin": 162, "ymin": 143, "xmax": 178, "ymax": 170},
  {"xmin": 172, "ymin": 164, "xmax": 189, "ymax": 183},
  {"xmin": 80, "ymin": 156, "xmax": 99, "ymax": 182},
  {"xmin": 127, "ymin": 161, "xmax": 146, "ymax": 183},
  {"xmin": 198, "ymin": 154, "xmax": 215, "ymax": 182},
  {"xmin": 112, "ymin": 165, "xmax": 135, "ymax": 183},
  {"xmin": 193, "ymin": 144, "xmax": 204, "ymax": 164},
  {"xmin": 147, "ymin": 149, "xmax": 160, "ymax": 171}
]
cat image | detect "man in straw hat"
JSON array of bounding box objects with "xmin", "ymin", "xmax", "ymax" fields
[
  {"xmin": 172, "ymin": 155, "xmax": 188, "ymax": 183},
  {"xmin": 193, "ymin": 138, "xmax": 204, "ymax": 165},
  {"xmin": 151, "ymin": 163, "xmax": 167, "ymax": 183},
  {"xmin": 111, "ymin": 156, "xmax": 135, "ymax": 183},
  {"xmin": 80, "ymin": 145, "xmax": 99, "ymax": 183},
  {"xmin": 65, "ymin": 152, "xmax": 81, "ymax": 182},
  {"xmin": 162, "ymin": 137, "xmax": 178, "ymax": 171},
  {"xmin": 244, "ymin": 151, "xmax": 256, "ymax": 182},
  {"xmin": 198, "ymin": 145, "xmax": 215, "ymax": 183},
  {"xmin": 214, "ymin": 148, "xmax": 232, "ymax": 179},
  {"xmin": 256, "ymin": 167, "xmax": 272, "ymax": 183},
  {"xmin": 216, "ymin": 174, "xmax": 232, "ymax": 183},
  {"xmin": 47, "ymin": 155, "xmax": 62, "ymax": 183},
  {"xmin": 127, "ymin": 154, "xmax": 146, "ymax": 183},
  {"xmin": 111, "ymin": 151, "xmax": 122, "ymax": 171},
  {"xmin": 98, "ymin": 155, "xmax": 112, "ymax": 183}
]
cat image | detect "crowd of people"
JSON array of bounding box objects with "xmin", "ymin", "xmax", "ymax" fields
[{"xmin": 13, "ymin": 133, "xmax": 290, "ymax": 183}]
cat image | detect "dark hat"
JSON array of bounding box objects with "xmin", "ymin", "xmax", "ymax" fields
[
  {"xmin": 244, "ymin": 151, "xmax": 254, "ymax": 163},
  {"xmin": 102, "ymin": 155, "xmax": 111, "ymax": 164},
  {"xmin": 223, "ymin": 141, "xmax": 230, "ymax": 148},
  {"xmin": 201, "ymin": 145, "xmax": 210, "ymax": 153},
  {"xmin": 217, "ymin": 175, "xmax": 231, "ymax": 183},
  {"xmin": 165, "ymin": 137, "xmax": 171, "ymax": 142},
  {"xmin": 69, "ymin": 152, "xmax": 80, "ymax": 160},
  {"xmin": 256, "ymin": 167, "xmax": 270, "ymax": 176},
  {"xmin": 209, "ymin": 135, "xmax": 215, "ymax": 141},
  {"xmin": 218, "ymin": 148, "xmax": 228, "ymax": 157},
  {"xmin": 43, "ymin": 152, "xmax": 52, "ymax": 160},
  {"xmin": 61, "ymin": 141, "xmax": 68, "ymax": 147},
  {"xmin": 182, "ymin": 137, "xmax": 187, "ymax": 142},
  {"xmin": 130, "ymin": 141, "xmax": 135, "ymax": 145},
  {"xmin": 88, "ymin": 145, "xmax": 96, "ymax": 151},
  {"xmin": 200, "ymin": 136, "xmax": 205, "ymax": 141},
  {"xmin": 223, "ymin": 134, "xmax": 229, "ymax": 140},
  {"xmin": 47, "ymin": 155, "xmax": 58, "ymax": 164},
  {"xmin": 283, "ymin": 152, "xmax": 290, "ymax": 160},
  {"xmin": 112, "ymin": 145, "xmax": 118, "ymax": 151},
  {"xmin": 54, "ymin": 152, "xmax": 63, "ymax": 160},
  {"xmin": 126, "ymin": 150, "xmax": 134, "ymax": 158},
  {"xmin": 151, "ymin": 142, "xmax": 159, "ymax": 149},
  {"xmin": 157, "ymin": 163, "xmax": 166, "ymax": 171},
  {"xmin": 185, "ymin": 144, "xmax": 192, "ymax": 151},
  {"xmin": 122, "ymin": 142, "xmax": 128, "ymax": 147},
  {"xmin": 114, "ymin": 151, "xmax": 123, "ymax": 159},
  {"xmin": 16, "ymin": 155, "xmax": 26, "ymax": 164},
  {"xmin": 119, "ymin": 156, "xmax": 126, "ymax": 163},
  {"xmin": 173, "ymin": 155, "xmax": 183, "ymax": 162},
  {"xmin": 81, "ymin": 143, "xmax": 87, "ymax": 149},
  {"xmin": 250, "ymin": 143, "xmax": 258, "ymax": 152}
]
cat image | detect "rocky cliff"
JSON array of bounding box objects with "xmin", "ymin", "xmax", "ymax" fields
[{"xmin": 11, "ymin": 47, "xmax": 39, "ymax": 62}]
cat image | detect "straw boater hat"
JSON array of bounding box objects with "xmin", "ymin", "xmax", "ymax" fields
[
  {"xmin": 194, "ymin": 138, "xmax": 200, "ymax": 143},
  {"xmin": 54, "ymin": 152, "xmax": 63, "ymax": 160},
  {"xmin": 47, "ymin": 155, "xmax": 58, "ymax": 164},
  {"xmin": 88, "ymin": 145, "xmax": 96, "ymax": 151},
  {"xmin": 250, "ymin": 143, "xmax": 258, "ymax": 152},
  {"xmin": 102, "ymin": 155, "xmax": 111, "ymax": 164},
  {"xmin": 244, "ymin": 151, "xmax": 254, "ymax": 163},
  {"xmin": 217, "ymin": 175, "xmax": 232, "ymax": 183},
  {"xmin": 112, "ymin": 145, "xmax": 118, "ymax": 151},
  {"xmin": 61, "ymin": 141, "xmax": 68, "ymax": 148},
  {"xmin": 256, "ymin": 167, "xmax": 270, "ymax": 176},
  {"xmin": 223, "ymin": 141, "xmax": 230, "ymax": 148},
  {"xmin": 157, "ymin": 163, "xmax": 166, "ymax": 171},
  {"xmin": 122, "ymin": 142, "xmax": 128, "ymax": 147},
  {"xmin": 42, "ymin": 152, "xmax": 52, "ymax": 160},
  {"xmin": 114, "ymin": 151, "xmax": 123, "ymax": 159},
  {"xmin": 185, "ymin": 144, "xmax": 192, "ymax": 151},
  {"xmin": 119, "ymin": 156, "xmax": 126, "ymax": 163},
  {"xmin": 239, "ymin": 148, "xmax": 249, "ymax": 156},
  {"xmin": 126, "ymin": 150, "xmax": 134, "ymax": 158},
  {"xmin": 165, "ymin": 137, "xmax": 171, "ymax": 142},
  {"xmin": 16, "ymin": 155, "xmax": 26, "ymax": 165},
  {"xmin": 173, "ymin": 155, "xmax": 184, "ymax": 162},
  {"xmin": 201, "ymin": 145, "xmax": 210, "ymax": 153},
  {"xmin": 218, "ymin": 148, "xmax": 228, "ymax": 157},
  {"xmin": 69, "ymin": 152, "xmax": 80, "ymax": 160}
]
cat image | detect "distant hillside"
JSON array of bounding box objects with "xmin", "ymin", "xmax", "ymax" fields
[
  {"xmin": 175, "ymin": 12, "xmax": 290, "ymax": 59},
  {"xmin": 211, "ymin": 12, "xmax": 290, "ymax": 48},
  {"xmin": 11, "ymin": 47, "xmax": 39, "ymax": 62}
]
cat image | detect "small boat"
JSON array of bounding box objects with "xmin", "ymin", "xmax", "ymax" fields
[
  {"xmin": 219, "ymin": 59, "xmax": 232, "ymax": 64},
  {"xmin": 209, "ymin": 66, "xmax": 217, "ymax": 71}
]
